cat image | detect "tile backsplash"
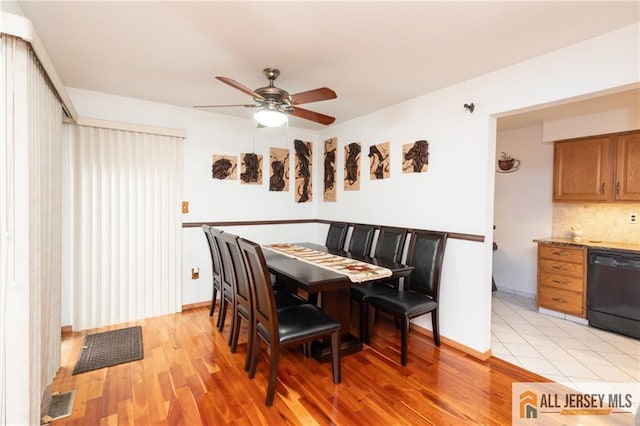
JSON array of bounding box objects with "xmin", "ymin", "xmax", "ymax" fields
[{"xmin": 553, "ymin": 203, "xmax": 640, "ymax": 244}]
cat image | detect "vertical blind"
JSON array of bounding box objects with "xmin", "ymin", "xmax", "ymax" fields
[
  {"xmin": 71, "ymin": 124, "xmax": 183, "ymax": 330},
  {"xmin": 0, "ymin": 35, "xmax": 63, "ymax": 425}
]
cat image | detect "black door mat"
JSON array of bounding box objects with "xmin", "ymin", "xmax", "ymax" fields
[
  {"xmin": 72, "ymin": 326, "xmax": 143, "ymax": 375},
  {"xmin": 43, "ymin": 390, "xmax": 74, "ymax": 422}
]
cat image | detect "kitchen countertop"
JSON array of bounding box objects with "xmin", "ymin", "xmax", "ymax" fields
[{"xmin": 534, "ymin": 237, "xmax": 640, "ymax": 253}]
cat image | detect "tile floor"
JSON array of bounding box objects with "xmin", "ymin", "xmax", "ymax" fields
[{"xmin": 491, "ymin": 291, "xmax": 640, "ymax": 385}]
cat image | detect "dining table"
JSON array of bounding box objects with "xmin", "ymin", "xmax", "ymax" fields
[{"xmin": 262, "ymin": 242, "xmax": 414, "ymax": 362}]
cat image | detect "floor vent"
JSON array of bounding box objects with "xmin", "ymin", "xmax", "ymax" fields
[{"xmin": 42, "ymin": 390, "xmax": 74, "ymax": 423}]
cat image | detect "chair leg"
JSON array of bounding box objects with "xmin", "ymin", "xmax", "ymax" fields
[
  {"xmin": 359, "ymin": 299, "xmax": 368, "ymax": 343},
  {"xmin": 432, "ymin": 309, "xmax": 440, "ymax": 347},
  {"xmin": 302, "ymin": 342, "xmax": 312, "ymax": 357},
  {"xmin": 401, "ymin": 315, "xmax": 410, "ymax": 366},
  {"xmin": 366, "ymin": 303, "xmax": 376, "ymax": 344},
  {"xmin": 265, "ymin": 347, "xmax": 280, "ymax": 406},
  {"xmin": 217, "ymin": 297, "xmax": 227, "ymax": 331},
  {"xmin": 244, "ymin": 321, "xmax": 255, "ymax": 372},
  {"xmin": 228, "ymin": 302, "xmax": 238, "ymax": 337},
  {"xmin": 229, "ymin": 312, "xmax": 240, "ymax": 351},
  {"xmin": 248, "ymin": 335, "xmax": 260, "ymax": 379},
  {"xmin": 209, "ymin": 285, "xmax": 218, "ymax": 316},
  {"xmin": 330, "ymin": 330, "xmax": 341, "ymax": 384}
]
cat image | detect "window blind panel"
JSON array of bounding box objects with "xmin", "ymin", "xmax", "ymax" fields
[
  {"xmin": 0, "ymin": 34, "xmax": 63, "ymax": 426},
  {"xmin": 72, "ymin": 125, "xmax": 183, "ymax": 330}
]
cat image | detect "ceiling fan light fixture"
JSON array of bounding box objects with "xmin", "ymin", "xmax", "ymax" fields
[{"xmin": 254, "ymin": 108, "xmax": 288, "ymax": 127}]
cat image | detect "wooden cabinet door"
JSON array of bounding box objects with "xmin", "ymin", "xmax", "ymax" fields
[
  {"xmin": 553, "ymin": 137, "xmax": 610, "ymax": 201},
  {"xmin": 615, "ymin": 131, "xmax": 640, "ymax": 201}
]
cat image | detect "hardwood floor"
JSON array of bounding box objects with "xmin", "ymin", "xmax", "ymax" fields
[{"xmin": 50, "ymin": 306, "xmax": 546, "ymax": 425}]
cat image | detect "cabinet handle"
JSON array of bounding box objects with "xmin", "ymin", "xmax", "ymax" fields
[
  {"xmin": 552, "ymin": 279, "xmax": 568, "ymax": 285},
  {"xmin": 552, "ymin": 265, "xmax": 567, "ymax": 271},
  {"xmin": 552, "ymin": 297, "xmax": 567, "ymax": 304},
  {"xmin": 551, "ymin": 251, "xmax": 567, "ymax": 257},
  {"xmin": 616, "ymin": 181, "xmax": 620, "ymax": 195},
  {"xmin": 601, "ymin": 182, "xmax": 605, "ymax": 195}
]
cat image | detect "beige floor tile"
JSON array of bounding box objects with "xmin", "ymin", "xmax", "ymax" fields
[{"xmin": 491, "ymin": 291, "xmax": 640, "ymax": 385}]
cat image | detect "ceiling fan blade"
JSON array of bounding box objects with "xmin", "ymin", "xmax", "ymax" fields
[
  {"xmin": 215, "ymin": 76, "xmax": 264, "ymax": 100},
  {"xmin": 289, "ymin": 107, "xmax": 336, "ymax": 125},
  {"xmin": 193, "ymin": 104, "xmax": 259, "ymax": 109},
  {"xmin": 291, "ymin": 87, "xmax": 337, "ymax": 105}
]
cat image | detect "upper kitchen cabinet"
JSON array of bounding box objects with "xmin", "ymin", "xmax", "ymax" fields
[
  {"xmin": 553, "ymin": 135, "xmax": 610, "ymax": 201},
  {"xmin": 553, "ymin": 130, "xmax": 640, "ymax": 202},
  {"xmin": 615, "ymin": 131, "xmax": 640, "ymax": 201}
]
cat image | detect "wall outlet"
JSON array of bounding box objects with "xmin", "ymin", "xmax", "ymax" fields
[
  {"xmin": 630, "ymin": 213, "xmax": 638, "ymax": 224},
  {"xmin": 182, "ymin": 201, "xmax": 189, "ymax": 214}
]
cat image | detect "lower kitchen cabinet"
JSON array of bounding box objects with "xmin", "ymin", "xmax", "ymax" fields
[{"xmin": 537, "ymin": 243, "xmax": 587, "ymax": 318}]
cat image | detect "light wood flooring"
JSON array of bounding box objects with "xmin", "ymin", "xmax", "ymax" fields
[{"xmin": 49, "ymin": 306, "xmax": 546, "ymax": 425}]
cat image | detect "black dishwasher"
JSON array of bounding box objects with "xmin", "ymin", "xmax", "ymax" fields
[{"xmin": 587, "ymin": 249, "xmax": 640, "ymax": 340}]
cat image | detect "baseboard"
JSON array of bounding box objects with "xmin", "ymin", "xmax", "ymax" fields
[
  {"xmin": 60, "ymin": 302, "xmax": 213, "ymax": 334},
  {"xmin": 411, "ymin": 324, "xmax": 492, "ymax": 361},
  {"xmin": 494, "ymin": 286, "xmax": 536, "ymax": 300},
  {"xmin": 182, "ymin": 300, "xmax": 213, "ymax": 311}
]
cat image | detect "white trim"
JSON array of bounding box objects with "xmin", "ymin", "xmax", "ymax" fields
[
  {"xmin": 76, "ymin": 116, "xmax": 187, "ymax": 138},
  {"xmin": 1, "ymin": 12, "xmax": 78, "ymax": 121}
]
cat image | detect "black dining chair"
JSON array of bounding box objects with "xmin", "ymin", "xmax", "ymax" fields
[
  {"xmin": 325, "ymin": 222, "xmax": 349, "ymax": 251},
  {"xmin": 366, "ymin": 230, "xmax": 447, "ymax": 366},
  {"xmin": 202, "ymin": 225, "xmax": 224, "ymax": 319},
  {"xmin": 350, "ymin": 226, "xmax": 408, "ymax": 341},
  {"xmin": 347, "ymin": 224, "xmax": 376, "ymax": 257},
  {"xmin": 218, "ymin": 232, "xmax": 255, "ymax": 369},
  {"xmin": 373, "ymin": 226, "xmax": 408, "ymax": 263},
  {"xmin": 223, "ymin": 232, "xmax": 310, "ymax": 369},
  {"xmin": 238, "ymin": 237, "xmax": 341, "ymax": 406},
  {"xmin": 212, "ymin": 228, "xmax": 235, "ymax": 332}
]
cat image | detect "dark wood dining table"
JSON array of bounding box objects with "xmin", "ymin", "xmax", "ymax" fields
[{"xmin": 262, "ymin": 242, "xmax": 414, "ymax": 362}]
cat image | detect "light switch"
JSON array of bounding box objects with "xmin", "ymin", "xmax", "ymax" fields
[{"xmin": 182, "ymin": 201, "xmax": 189, "ymax": 214}]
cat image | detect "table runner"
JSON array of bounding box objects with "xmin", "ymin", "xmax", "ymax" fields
[{"xmin": 263, "ymin": 243, "xmax": 392, "ymax": 283}]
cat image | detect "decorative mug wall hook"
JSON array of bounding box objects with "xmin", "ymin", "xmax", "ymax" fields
[
  {"xmin": 463, "ymin": 103, "xmax": 475, "ymax": 113},
  {"xmin": 497, "ymin": 152, "xmax": 520, "ymax": 172}
]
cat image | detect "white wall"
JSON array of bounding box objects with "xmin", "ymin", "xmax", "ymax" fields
[
  {"xmin": 542, "ymin": 105, "xmax": 640, "ymax": 142},
  {"xmin": 494, "ymin": 124, "xmax": 554, "ymax": 298},
  {"xmin": 66, "ymin": 23, "xmax": 639, "ymax": 354}
]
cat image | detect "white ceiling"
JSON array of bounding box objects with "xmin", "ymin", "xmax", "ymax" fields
[{"xmin": 7, "ymin": 1, "xmax": 640, "ymax": 129}]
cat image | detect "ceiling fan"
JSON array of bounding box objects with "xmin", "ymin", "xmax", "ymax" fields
[{"xmin": 194, "ymin": 68, "xmax": 337, "ymax": 126}]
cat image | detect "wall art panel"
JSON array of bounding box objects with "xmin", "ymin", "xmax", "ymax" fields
[
  {"xmin": 402, "ymin": 140, "xmax": 429, "ymax": 173},
  {"xmin": 369, "ymin": 142, "xmax": 390, "ymax": 180},
  {"xmin": 269, "ymin": 147, "xmax": 289, "ymax": 191},
  {"xmin": 294, "ymin": 139, "xmax": 313, "ymax": 202},
  {"xmin": 212, "ymin": 154, "xmax": 237, "ymax": 180},
  {"xmin": 323, "ymin": 137, "xmax": 337, "ymax": 202},
  {"xmin": 344, "ymin": 142, "xmax": 361, "ymax": 191},
  {"xmin": 240, "ymin": 152, "xmax": 263, "ymax": 184}
]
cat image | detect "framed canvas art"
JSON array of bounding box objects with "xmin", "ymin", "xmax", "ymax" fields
[
  {"xmin": 344, "ymin": 142, "xmax": 361, "ymax": 191},
  {"xmin": 369, "ymin": 142, "xmax": 390, "ymax": 180},
  {"xmin": 269, "ymin": 147, "xmax": 289, "ymax": 191},
  {"xmin": 402, "ymin": 140, "xmax": 429, "ymax": 173},
  {"xmin": 240, "ymin": 152, "xmax": 263, "ymax": 185},
  {"xmin": 323, "ymin": 137, "xmax": 337, "ymax": 201},
  {"xmin": 212, "ymin": 155, "xmax": 237, "ymax": 180},
  {"xmin": 294, "ymin": 139, "xmax": 313, "ymax": 202}
]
